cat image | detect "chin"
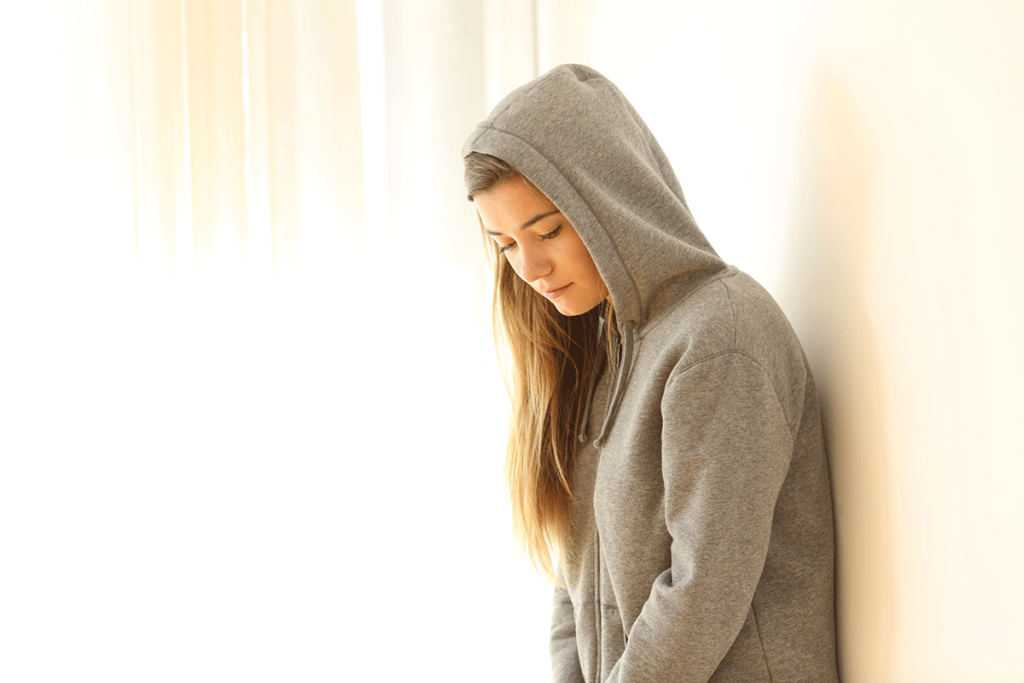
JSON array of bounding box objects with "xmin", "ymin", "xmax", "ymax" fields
[{"xmin": 554, "ymin": 299, "xmax": 602, "ymax": 317}]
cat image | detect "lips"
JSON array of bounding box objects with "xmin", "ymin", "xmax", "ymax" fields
[{"xmin": 542, "ymin": 283, "xmax": 572, "ymax": 299}]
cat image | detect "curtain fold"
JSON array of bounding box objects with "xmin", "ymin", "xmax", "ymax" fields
[
  {"xmin": 382, "ymin": 0, "xmax": 485, "ymax": 267},
  {"xmin": 46, "ymin": 0, "xmax": 364, "ymax": 284},
  {"xmin": 127, "ymin": 0, "xmax": 188, "ymax": 276},
  {"xmin": 184, "ymin": 0, "xmax": 248, "ymax": 274}
]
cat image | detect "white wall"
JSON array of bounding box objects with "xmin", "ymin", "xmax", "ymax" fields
[{"xmin": 536, "ymin": 1, "xmax": 1024, "ymax": 680}]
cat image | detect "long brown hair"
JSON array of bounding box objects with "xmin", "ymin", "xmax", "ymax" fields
[{"xmin": 465, "ymin": 152, "xmax": 617, "ymax": 580}]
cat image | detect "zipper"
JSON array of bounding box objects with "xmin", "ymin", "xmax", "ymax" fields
[{"xmin": 594, "ymin": 522, "xmax": 603, "ymax": 677}]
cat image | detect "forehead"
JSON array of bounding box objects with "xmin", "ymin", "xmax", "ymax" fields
[{"xmin": 474, "ymin": 176, "xmax": 557, "ymax": 234}]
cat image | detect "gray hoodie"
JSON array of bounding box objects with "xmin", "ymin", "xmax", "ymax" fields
[{"xmin": 463, "ymin": 65, "xmax": 839, "ymax": 683}]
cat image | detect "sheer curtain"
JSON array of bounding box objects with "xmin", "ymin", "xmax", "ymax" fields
[
  {"xmin": 40, "ymin": 0, "xmax": 365, "ymax": 284},
  {"xmin": 1, "ymin": 2, "xmax": 551, "ymax": 680}
]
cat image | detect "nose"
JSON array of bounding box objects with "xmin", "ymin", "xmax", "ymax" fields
[{"xmin": 516, "ymin": 243, "xmax": 552, "ymax": 284}]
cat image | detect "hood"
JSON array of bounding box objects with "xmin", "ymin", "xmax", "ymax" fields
[
  {"xmin": 462, "ymin": 63, "xmax": 727, "ymax": 331},
  {"xmin": 463, "ymin": 64, "xmax": 728, "ymax": 446}
]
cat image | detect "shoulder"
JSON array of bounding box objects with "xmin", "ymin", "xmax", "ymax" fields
[
  {"xmin": 643, "ymin": 269, "xmax": 799, "ymax": 354},
  {"xmin": 640, "ymin": 269, "xmax": 812, "ymax": 424}
]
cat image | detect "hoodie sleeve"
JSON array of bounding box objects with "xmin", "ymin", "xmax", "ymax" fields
[
  {"xmin": 551, "ymin": 566, "xmax": 585, "ymax": 683},
  {"xmin": 608, "ymin": 351, "xmax": 793, "ymax": 682}
]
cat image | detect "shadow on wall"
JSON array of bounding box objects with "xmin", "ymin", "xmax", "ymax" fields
[{"xmin": 777, "ymin": 66, "xmax": 895, "ymax": 683}]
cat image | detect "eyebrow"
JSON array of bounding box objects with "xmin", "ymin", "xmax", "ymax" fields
[{"xmin": 483, "ymin": 210, "xmax": 560, "ymax": 237}]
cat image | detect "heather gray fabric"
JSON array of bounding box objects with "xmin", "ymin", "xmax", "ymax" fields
[{"xmin": 463, "ymin": 64, "xmax": 839, "ymax": 683}]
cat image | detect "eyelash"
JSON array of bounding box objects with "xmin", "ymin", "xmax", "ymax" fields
[{"xmin": 499, "ymin": 226, "xmax": 562, "ymax": 254}]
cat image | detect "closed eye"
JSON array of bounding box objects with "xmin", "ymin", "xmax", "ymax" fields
[{"xmin": 497, "ymin": 225, "xmax": 562, "ymax": 254}]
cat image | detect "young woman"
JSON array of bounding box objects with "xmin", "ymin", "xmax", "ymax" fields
[{"xmin": 463, "ymin": 65, "xmax": 839, "ymax": 682}]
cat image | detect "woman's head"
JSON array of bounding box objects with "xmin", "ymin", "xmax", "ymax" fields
[{"xmin": 466, "ymin": 153, "xmax": 608, "ymax": 317}]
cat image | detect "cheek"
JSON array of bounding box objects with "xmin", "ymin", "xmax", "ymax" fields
[
  {"xmin": 503, "ymin": 252, "xmax": 523, "ymax": 277},
  {"xmin": 571, "ymin": 244, "xmax": 598, "ymax": 277}
]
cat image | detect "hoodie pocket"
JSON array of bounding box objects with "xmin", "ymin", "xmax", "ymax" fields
[{"xmin": 709, "ymin": 606, "xmax": 772, "ymax": 681}]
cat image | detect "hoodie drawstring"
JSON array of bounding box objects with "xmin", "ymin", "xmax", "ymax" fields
[
  {"xmin": 577, "ymin": 316, "xmax": 604, "ymax": 444},
  {"xmin": 594, "ymin": 321, "xmax": 637, "ymax": 447},
  {"xmin": 579, "ymin": 320, "xmax": 639, "ymax": 448}
]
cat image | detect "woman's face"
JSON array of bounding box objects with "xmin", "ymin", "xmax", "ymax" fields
[{"xmin": 474, "ymin": 176, "xmax": 609, "ymax": 316}]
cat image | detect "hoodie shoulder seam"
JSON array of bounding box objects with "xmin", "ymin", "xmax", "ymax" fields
[
  {"xmin": 637, "ymin": 266, "xmax": 737, "ymax": 339},
  {"xmin": 720, "ymin": 278, "xmax": 738, "ymax": 347},
  {"xmin": 666, "ymin": 350, "xmax": 798, "ymax": 436}
]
